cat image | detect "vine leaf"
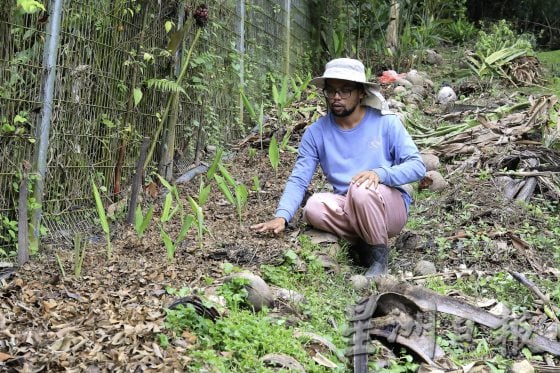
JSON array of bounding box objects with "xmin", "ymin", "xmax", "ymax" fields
[
  {"xmin": 146, "ymin": 79, "xmax": 186, "ymax": 95},
  {"xmin": 133, "ymin": 88, "xmax": 142, "ymax": 107}
]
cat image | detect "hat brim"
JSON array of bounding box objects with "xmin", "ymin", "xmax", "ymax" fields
[{"xmin": 310, "ymin": 76, "xmax": 378, "ymax": 89}]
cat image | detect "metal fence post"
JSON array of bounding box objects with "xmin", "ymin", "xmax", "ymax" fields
[
  {"xmin": 30, "ymin": 0, "xmax": 64, "ymax": 251},
  {"xmin": 236, "ymin": 0, "xmax": 245, "ymax": 124},
  {"xmin": 284, "ymin": 0, "xmax": 291, "ymax": 76}
]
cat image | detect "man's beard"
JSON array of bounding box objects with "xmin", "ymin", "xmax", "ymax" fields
[{"xmin": 331, "ymin": 103, "xmax": 359, "ymax": 118}]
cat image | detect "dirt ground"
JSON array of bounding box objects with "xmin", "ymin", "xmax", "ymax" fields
[{"xmin": 1, "ymin": 101, "xmax": 559, "ymax": 371}]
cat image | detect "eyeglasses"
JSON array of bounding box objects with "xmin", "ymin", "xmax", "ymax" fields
[{"xmin": 323, "ymin": 85, "xmax": 357, "ymax": 99}]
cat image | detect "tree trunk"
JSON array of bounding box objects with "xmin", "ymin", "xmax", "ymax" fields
[{"xmin": 386, "ymin": 1, "xmax": 399, "ymax": 57}]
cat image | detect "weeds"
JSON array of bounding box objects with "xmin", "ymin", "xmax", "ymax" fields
[
  {"xmin": 161, "ymin": 236, "xmax": 354, "ymax": 371},
  {"xmin": 213, "ymin": 163, "xmax": 248, "ymax": 224},
  {"xmin": 73, "ymin": 233, "xmax": 86, "ymax": 278},
  {"xmin": 134, "ymin": 205, "xmax": 154, "ymax": 237},
  {"xmin": 91, "ymin": 178, "xmax": 111, "ymax": 260},
  {"xmin": 159, "ymin": 213, "xmax": 193, "ymax": 263},
  {"xmin": 268, "ymin": 136, "xmax": 279, "ymax": 172}
]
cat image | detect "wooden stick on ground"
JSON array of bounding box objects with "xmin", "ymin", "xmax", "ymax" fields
[{"xmin": 509, "ymin": 270, "xmax": 560, "ymax": 323}]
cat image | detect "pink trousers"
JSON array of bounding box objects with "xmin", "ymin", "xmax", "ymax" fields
[{"xmin": 302, "ymin": 184, "xmax": 407, "ymax": 246}]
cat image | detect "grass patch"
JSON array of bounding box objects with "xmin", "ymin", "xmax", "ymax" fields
[
  {"xmin": 537, "ymin": 49, "xmax": 560, "ymax": 96},
  {"xmin": 160, "ymin": 192, "xmax": 559, "ymax": 371},
  {"xmin": 161, "ymin": 236, "xmax": 361, "ymax": 372}
]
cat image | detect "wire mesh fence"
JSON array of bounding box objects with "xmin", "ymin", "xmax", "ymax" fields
[{"xmin": 0, "ymin": 0, "xmax": 314, "ymax": 253}]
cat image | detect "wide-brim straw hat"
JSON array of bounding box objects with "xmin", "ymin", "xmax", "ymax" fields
[{"xmin": 310, "ymin": 58, "xmax": 378, "ymax": 89}]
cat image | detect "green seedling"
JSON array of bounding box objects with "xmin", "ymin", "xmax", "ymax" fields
[
  {"xmin": 214, "ymin": 174, "xmax": 235, "ymax": 205},
  {"xmin": 206, "ymin": 148, "xmax": 223, "ymax": 179},
  {"xmin": 213, "ymin": 165, "xmax": 248, "ymax": 224},
  {"xmin": 240, "ymin": 90, "xmax": 265, "ymax": 149},
  {"xmin": 268, "ymin": 136, "xmax": 279, "ymax": 172},
  {"xmin": 157, "ymin": 174, "xmax": 182, "ymax": 223},
  {"xmin": 73, "ymin": 233, "xmax": 86, "ymax": 278},
  {"xmin": 160, "ymin": 226, "xmax": 175, "ymax": 262},
  {"xmin": 91, "ymin": 178, "xmax": 112, "ymax": 259},
  {"xmin": 198, "ymin": 177, "xmax": 211, "ymax": 206},
  {"xmin": 234, "ymin": 183, "xmax": 248, "ymax": 223},
  {"xmin": 159, "ymin": 214, "xmax": 194, "ymax": 262},
  {"xmin": 55, "ymin": 253, "xmax": 66, "ymax": 278},
  {"xmin": 187, "ymin": 196, "xmax": 205, "ymax": 249},
  {"xmin": 251, "ymin": 175, "xmax": 261, "ymax": 192},
  {"xmin": 134, "ymin": 205, "xmax": 154, "ymax": 237}
]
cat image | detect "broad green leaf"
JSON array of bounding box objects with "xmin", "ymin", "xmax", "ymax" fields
[
  {"xmin": 156, "ymin": 174, "xmax": 174, "ymax": 191},
  {"xmin": 251, "ymin": 175, "xmax": 261, "ymax": 192},
  {"xmin": 143, "ymin": 52, "xmax": 154, "ymax": 62},
  {"xmin": 235, "ymin": 184, "xmax": 248, "ymax": 208},
  {"xmin": 161, "ymin": 192, "xmax": 173, "ymax": 222},
  {"xmin": 91, "ymin": 179, "xmax": 109, "ymax": 234},
  {"xmin": 218, "ymin": 163, "xmax": 236, "ymax": 187},
  {"xmin": 240, "ymin": 90, "xmax": 256, "ymax": 120},
  {"xmin": 137, "ymin": 205, "xmax": 154, "ymax": 236},
  {"xmin": 17, "ymin": 0, "xmax": 45, "ymax": 14},
  {"xmin": 91, "ymin": 178, "xmax": 112, "ymax": 259},
  {"xmin": 235, "ymin": 184, "xmax": 248, "ymax": 222},
  {"xmin": 199, "ymin": 182, "xmax": 211, "ymax": 206},
  {"xmin": 177, "ymin": 214, "xmax": 194, "ymax": 244},
  {"xmin": 206, "ymin": 148, "xmax": 223, "ymax": 179},
  {"xmin": 164, "ymin": 21, "xmax": 173, "ymax": 33},
  {"xmin": 133, "ymin": 88, "xmax": 142, "ymax": 107},
  {"xmin": 214, "ymin": 174, "xmax": 235, "ymax": 205},
  {"xmin": 14, "ymin": 114, "xmax": 27, "ymax": 124},
  {"xmin": 134, "ymin": 205, "xmax": 143, "ymax": 231},
  {"xmin": 187, "ymin": 196, "xmax": 204, "ymax": 249},
  {"xmin": 268, "ymin": 136, "xmax": 279, "ymax": 171},
  {"xmin": 168, "ymin": 201, "xmax": 182, "ymax": 222},
  {"xmin": 160, "ymin": 226, "xmax": 175, "ymax": 261}
]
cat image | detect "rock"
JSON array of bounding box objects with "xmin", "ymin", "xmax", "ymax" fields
[
  {"xmin": 403, "ymin": 92, "xmax": 424, "ymax": 106},
  {"xmin": 273, "ymin": 287, "xmax": 307, "ymax": 306},
  {"xmin": 261, "ymin": 353, "xmax": 305, "ymax": 372},
  {"xmin": 225, "ymin": 271, "xmax": 274, "ymax": 311},
  {"xmin": 405, "ymin": 70, "xmax": 424, "ymax": 86},
  {"xmin": 315, "ymin": 253, "xmax": 339, "ymax": 273},
  {"xmin": 393, "ymin": 85, "xmax": 407, "ymax": 95},
  {"xmin": 488, "ymin": 302, "xmax": 511, "ymax": 318},
  {"xmin": 414, "ymin": 260, "xmax": 437, "ymax": 276},
  {"xmin": 395, "ymin": 231, "xmax": 421, "ymax": 252},
  {"xmin": 400, "ymin": 183, "xmax": 413, "ymax": 196},
  {"xmin": 387, "ymin": 98, "xmax": 405, "ymax": 109},
  {"xmin": 436, "ymin": 84, "xmax": 457, "ymax": 105},
  {"xmin": 410, "ymin": 85, "xmax": 427, "ymax": 98},
  {"xmin": 350, "ymin": 274, "xmax": 369, "ymax": 290},
  {"xmin": 420, "ymin": 153, "xmax": 440, "ymax": 171},
  {"xmin": 419, "ymin": 170, "xmax": 448, "ymax": 192},
  {"xmin": 425, "ymin": 49, "xmax": 443, "ymax": 65},
  {"xmin": 394, "ymin": 78, "xmax": 413, "ymax": 88},
  {"xmin": 424, "ymin": 78, "xmax": 435, "ymax": 89},
  {"xmin": 511, "ymin": 360, "xmax": 534, "ymax": 373},
  {"xmin": 305, "ymin": 229, "xmax": 338, "ymax": 245}
]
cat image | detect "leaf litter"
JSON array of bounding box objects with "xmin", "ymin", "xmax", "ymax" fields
[{"xmin": 1, "ymin": 74, "xmax": 560, "ymax": 371}]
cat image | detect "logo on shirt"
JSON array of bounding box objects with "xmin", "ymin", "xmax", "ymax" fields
[{"xmin": 368, "ymin": 138, "xmax": 381, "ymax": 150}]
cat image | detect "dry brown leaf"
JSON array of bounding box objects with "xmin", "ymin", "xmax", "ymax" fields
[
  {"xmin": 152, "ymin": 342, "xmax": 164, "ymax": 360},
  {"xmin": 312, "ymin": 351, "xmax": 338, "ymax": 368},
  {"xmin": 42, "ymin": 299, "xmax": 58, "ymax": 313},
  {"xmin": 0, "ymin": 352, "xmax": 13, "ymax": 362}
]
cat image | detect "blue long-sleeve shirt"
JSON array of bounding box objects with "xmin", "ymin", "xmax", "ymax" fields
[{"xmin": 275, "ymin": 107, "xmax": 426, "ymax": 222}]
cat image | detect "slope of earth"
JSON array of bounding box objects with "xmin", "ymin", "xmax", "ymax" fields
[{"xmin": 1, "ymin": 68, "xmax": 560, "ymax": 371}]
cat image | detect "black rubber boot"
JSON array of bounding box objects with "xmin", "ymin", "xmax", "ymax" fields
[
  {"xmin": 362, "ymin": 244, "xmax": 389, "ymax": 278},
  {"xmin": 349, "ymin": 241, "xmax": 390, "ymax": 278}
]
